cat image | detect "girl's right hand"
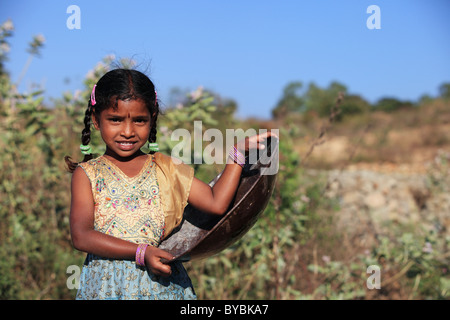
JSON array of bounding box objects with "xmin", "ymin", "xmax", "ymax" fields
[{"xmin": 144, "ymin": 246, "xmax": 175, "ymax": 277}]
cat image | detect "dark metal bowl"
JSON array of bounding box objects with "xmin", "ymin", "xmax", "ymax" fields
[{"xmin": 159, "ymin": 136, "xmax": 279, "ymax": 262}]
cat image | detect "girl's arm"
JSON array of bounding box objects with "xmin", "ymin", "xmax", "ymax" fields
[
  {"xmin": 188, "ymin": 131, "xmax": 277, "ymax": 215},
  {"xmin": 69, "ymin": 166, "xmax": 173, "ymax": 276}
]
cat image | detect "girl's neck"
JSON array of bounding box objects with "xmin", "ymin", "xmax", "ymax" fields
[
  {"xmin": 102, "ymin": 150, "xmax": 150, "ymax": 179},
  {"xmin": 103, "ymin": 149, "xmax": 146, "ymax": 163}
]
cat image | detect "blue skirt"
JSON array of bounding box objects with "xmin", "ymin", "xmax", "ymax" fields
[{"xmin": 76, "ymin": 254, "xmax": 197, "ymax": 300}]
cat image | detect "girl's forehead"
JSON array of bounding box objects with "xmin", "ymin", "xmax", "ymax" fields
[{"xmin": 105, "ymin": 99, "xmax": 150, "ymax": 115}]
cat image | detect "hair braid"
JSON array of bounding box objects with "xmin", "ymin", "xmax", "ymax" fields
[
  {"xmin": 81, "ymin": 101, "xmax": 94, "ymax": 162},
  {"xmin": 81, "ymin": 101, "xmax": 93, "ymax": 146},
  {"xmin": 64, "ymin": 101, "xmax": 94, "ymax": 172},
  {"xmin": 148, "ymin": 101, "xmax": 159, "ymax": 154}
]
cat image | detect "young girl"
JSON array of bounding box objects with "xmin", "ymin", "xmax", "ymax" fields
[{"xmin": 65, "ymin": 68, "xmax": 276, "ymax": 300}]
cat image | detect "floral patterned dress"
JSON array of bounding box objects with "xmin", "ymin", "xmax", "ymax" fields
[{"xmin": 76, "ymin": 155, "xmax": 196, "ymax": 300}]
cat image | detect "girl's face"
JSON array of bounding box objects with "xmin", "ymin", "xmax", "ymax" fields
[{"xmin": 93, "ymin": 99, "xmax": 151, "ymax": 159}]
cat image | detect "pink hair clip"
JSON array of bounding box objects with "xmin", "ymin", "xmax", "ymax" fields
[{"xmin": 90, "ymin": 85, "xmax": 97, "ymax": 106}]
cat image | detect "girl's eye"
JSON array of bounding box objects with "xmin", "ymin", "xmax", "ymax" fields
[{"xmin": 108, "ymin": 117, "xmax": 122, "ymax": 124}]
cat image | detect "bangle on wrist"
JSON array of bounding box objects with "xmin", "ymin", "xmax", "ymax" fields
[
  {"xmin": 228, "ymin": 146, "xmax": 245, "ymax": 167},
  {"xmin": 135, "ymin": 243, "xmax": 148, "ymax": 267}
]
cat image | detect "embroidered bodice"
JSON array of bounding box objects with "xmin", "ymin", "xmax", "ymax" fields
[{"xmin": 79, "ymin": 155, "xmax": 166, "ymax": 246}]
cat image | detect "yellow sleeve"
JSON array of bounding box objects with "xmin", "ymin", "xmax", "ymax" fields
[
  {"xmin": 153, "ymin": 152, "xmax": 194, "ymax": 238},
  {"xmin": 77, "ymin": 159, "xmax": 96, "ymax": 190}
]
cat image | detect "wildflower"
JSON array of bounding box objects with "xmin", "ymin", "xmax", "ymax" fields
[
  {"xmin": 300, "ymin": 195, "xmax": 310, "ymax": 203},
  {"xmin": 105, "ymin": 54, "xmax": 116, "ymax": 62},
  {"xmin": 0, "ymin": 42, "xmax": 10, "ymax": 54},
  {"xmin": 2, "ymin": 19, "xmax": 14, "ymax": 31},
  {"xmin": 159, "ymin": 126, "xmax": 169, "ymax": 135},
  {"xmin": 292, "ymin": 200, "xmax": 302, "ymax": 212},
  {"xmin": 74, "ymin": 89, "xmax": 82, "ymax": 101},
  {"xmin": 190, "ymin": 86, "xmax": 203, "ymax": 101},
  {"xmin": 35, "ymin": 34, "xmax": 46, "ymax": 44},
  {"xmin": 85, "ymin": 70, "xmax": 95, "ymax": 80},
  {"xmin": 422, "ymin": 242, "xmax": 433, "ymax": 253}
]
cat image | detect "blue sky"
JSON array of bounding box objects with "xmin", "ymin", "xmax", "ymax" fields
[{"xmin": 1, "ymin": 0, "xmax": 449, "ymax": 119}]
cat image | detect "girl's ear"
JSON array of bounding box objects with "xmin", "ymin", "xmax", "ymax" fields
[{"xmin": 92, "ymin": 114, "xmax": 100, "ymax": 130}]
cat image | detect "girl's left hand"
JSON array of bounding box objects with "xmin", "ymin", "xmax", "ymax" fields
[
  {"xmin": 235, "ymin": 130, "xmax": 278, "ymax": 154},
  {"xmin": 145, "ymin": 246, "xmax": 174, "ymax": 277}
]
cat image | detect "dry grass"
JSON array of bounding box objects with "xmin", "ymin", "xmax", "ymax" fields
[{"xmin": 286, "ymin": 99, "xmax": 450, "ymax": 173}]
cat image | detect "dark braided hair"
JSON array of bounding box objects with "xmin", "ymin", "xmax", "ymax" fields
[{"xmin": 65, "ymin": 68, "xmax": 159, "ymax": 173}]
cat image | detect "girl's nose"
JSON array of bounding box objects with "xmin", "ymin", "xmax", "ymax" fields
[{"xmin": 121, "ymin": 122, "xmax": 135, "ymax": 137}]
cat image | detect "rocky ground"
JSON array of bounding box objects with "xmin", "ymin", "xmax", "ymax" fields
[{"xmin": 320, "ymin": 157, "xmax": 450, "ymax": 239}]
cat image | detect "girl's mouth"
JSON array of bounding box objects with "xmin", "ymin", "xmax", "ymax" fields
[{"xmin": 116, "ymin": 141, "xmax": 137, "ymax": 151}]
